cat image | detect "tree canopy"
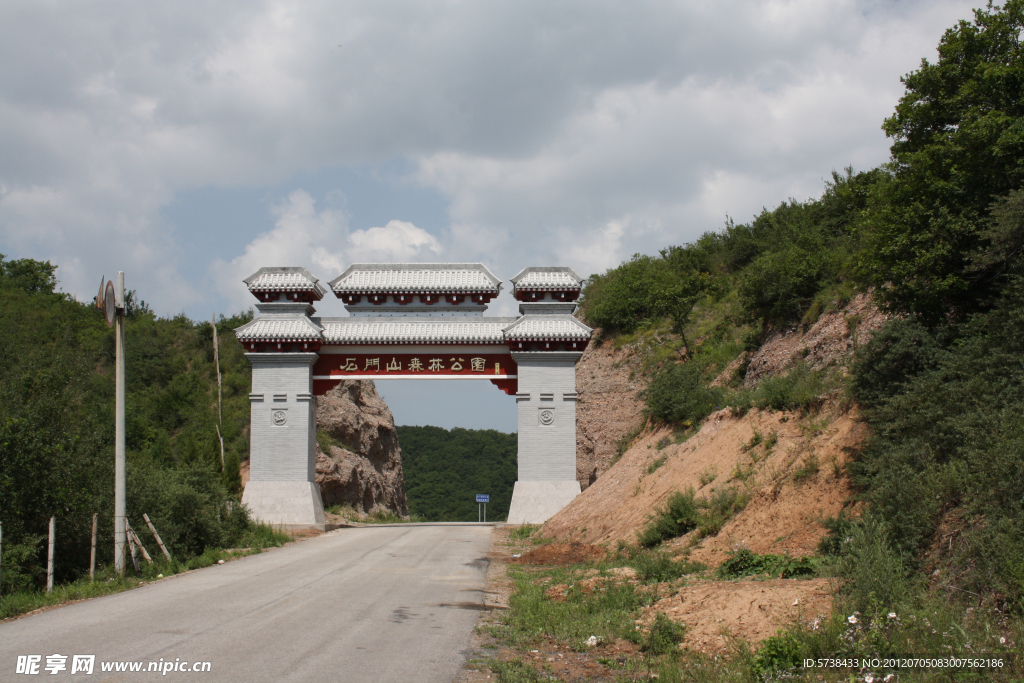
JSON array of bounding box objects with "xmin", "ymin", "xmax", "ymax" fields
[{"xmin": 860, "ymin": 0, "xmax": 1024, "ymax": 320}]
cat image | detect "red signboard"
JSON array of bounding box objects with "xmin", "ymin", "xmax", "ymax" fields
[{"xmin": 312, "ymin": 353, "xmax": 518, "ymax": 395}]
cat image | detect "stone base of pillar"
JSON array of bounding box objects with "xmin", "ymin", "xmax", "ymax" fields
[
  {"xmin": 506, "ymin": 480, "xmax": 581, "ymax": 524},
  {"xmin": 241, "ymin": 481, "xmax": 327, "ymax": 530}
]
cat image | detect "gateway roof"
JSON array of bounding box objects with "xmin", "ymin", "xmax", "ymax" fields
[
  {"xmin": 329, "ymin": 263, "xmax": 502, "ymax": 295},
  {"xmin": 244, "ymin": 267, "xmax": 327, "ymax": 300},
  {"xmin": 509, "ymin": 267, "xmax": 584, "ymax": 292},
  {"xmin": 235, "ymin": 317, "xmax": 324, "ymax": 343},
  {"xmin": 502, "ymin": 315, "xmax": 593, "ymax": 341}
]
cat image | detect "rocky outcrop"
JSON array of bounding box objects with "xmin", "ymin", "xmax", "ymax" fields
[
  {"xmin": 315, "ymin": 380, "xmax": 408, "ymax": 516},
  {"xmin": 741, "ymin": 292, "xmax": 890, "ymax": 387},
  {"xmin": 574, "ymin": 335, "xmax": 646, "ymax": 489}
]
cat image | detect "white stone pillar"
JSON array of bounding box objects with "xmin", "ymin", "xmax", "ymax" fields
[
  {"xmin": 241, "ymin": 352, "xmax": 326, "ymax": 529},
  {"xmin": 506, "ymin": 351, "xmax": 582, "ymax": 524}
]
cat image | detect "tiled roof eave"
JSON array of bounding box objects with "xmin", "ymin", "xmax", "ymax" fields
[
  {"xmin": 336, "ymin": 288, "xmax": 498, "ymax": 294},
  {"xmin": 239, "ymin": 337, "xmax": 321, "ymax": 342},
  {"xmin": 513, "ymin": 286, "xmax": 582, "ymax": 292},
  {"xmin": 249, "ymin": 285, "xmax": 321, "ymax": 292}
]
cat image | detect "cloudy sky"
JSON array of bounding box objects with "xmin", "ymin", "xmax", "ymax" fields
[{"xmin": 0, "ymin": 0, "xmax": 978, "ymax": 430}]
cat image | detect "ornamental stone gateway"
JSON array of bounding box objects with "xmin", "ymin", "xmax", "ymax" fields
[{"xmin": 234, "ymin": 264, "xmax": 593, "ymax": 529}]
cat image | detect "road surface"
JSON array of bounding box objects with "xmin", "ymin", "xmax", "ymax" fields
[{"xmin": 0, "ymin": 524, "xmax": 494, "ymax": 682}]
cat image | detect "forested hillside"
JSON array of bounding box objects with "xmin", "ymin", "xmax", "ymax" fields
[
  {"xmin": 570, "ymin": 0, "xmax": 1024, "ymax": 654},
  {"xmin": 397, "ymin": 426, "xmax": 516, "ymax": 521},
  {"xmin": 0, "ymin": 258, "xmax": 263, "ymax": 593}
]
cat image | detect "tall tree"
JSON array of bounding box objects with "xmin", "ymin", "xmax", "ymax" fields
[{"xmin": 860, "ymin": 0, "xmax": 1024, "ymax": 321}]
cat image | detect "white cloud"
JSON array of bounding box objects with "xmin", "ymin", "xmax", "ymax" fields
[
  {"xmin": 212, "ymin": 191, "xmax": 442, "ymax": 313},
  {"xmin": 348, "ymin": 220, "xmax": 442, "ymax": 262},
  {"xmin": 211, "ymin": 190, "xmax": 348, "ymax": 312}
]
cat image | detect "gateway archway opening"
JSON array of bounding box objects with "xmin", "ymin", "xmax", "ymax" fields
[{"xmin": 374, "ymin": 379, "xmax": 516, "ymax": 432}]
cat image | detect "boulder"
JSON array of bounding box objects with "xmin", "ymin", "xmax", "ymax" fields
[{"xmin": 315, "ymin": 379, "xmax": 409, "ymax": 516}]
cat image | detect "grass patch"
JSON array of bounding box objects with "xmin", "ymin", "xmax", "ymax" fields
[
  {"xmin": 646, "ymin": 456, "xmax": 667, "ymax": 474},
  {"xmin": 696, "ymin": 487, "xmax": 750, "ymax": 537},
  {"xmin": 363, "ymin": 510, "xmax": 427, "ymax": 524},
  {"xmin": 613, "ymin": 423, "xmax": 644, "ymax": 462},
  {"xmin": 791, "ymin": 454, "xmax": 820, "ymax": 483},
  {"xmin": 612, "ymin": 546, "xmax": 707, "ymax": 582},
  {"xmin": 316, "ymin": 428, "xmax": 359, "ymax": 455},
  {"xmin": 697, "ymin": 467, "xmax": 717, "ymax": 487},
  {"xmin": 497, "ymin": 566, "xmax": 652, "ymax": 650},
  {"xmin": 0, "ymin": 572, "xmax": 140, "ymax": 620},
  {"xmin": 509, "ymin": 524, "xmax": 539, "ymax": 540},
  {"xmin": 325, "ymin": 505, "xmax": 425, "ymax": 524},
  {"xmin": 730, "ymin": 363, "xmax": 839, "ymax": 414},
  {"xmin": 637, "ymin": 490, "xmax": 700, "ymax": 547},
  {"xmin": 488, "ymin": 659, "xmax": 542, "ymax": 683},
  {"xmin": 741, "ymin": 429, "xmax": 764, "ymax": 452}
]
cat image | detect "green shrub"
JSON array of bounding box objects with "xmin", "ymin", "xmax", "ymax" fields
[
  {"xmin": 750, "ymin": 363, "xmax": 828, "ymax": 412},
  {"xmin": 643, "ymin": 362, "xmax": 723, "ymax": 426},
  {"xmin": 716, "ymin": 549, "xmax": 817, "ymax": 579},
  {"xmin": 738, "ymin": 242, "xmax": 839, "ymax": 326},
  {"xmin": 697, "ymin": 467, "xmax": 717, "ymax": 487},
  {"xmin": 127, "ymin": 460, "xmax": 249, "ymax": 559},
  {"xmin": 832, "ymin": 519, "xmax": 907, "ymax": 614},
  {"xmin": 638, "ymin": 487, "xmax": 750, "ymax": 547},
  {"xmin": 817, "ymin": 515, "xmax": 858, "ymax": 557},
  {"xmin": 849, "ymin": 317, "xmax": 947, "ymax": 408},
  {"xmin": 849, "ymin": 279, "xmax": 1024, "ymax": 603},
  {"xmin": 581, "ymin": 254, "xmax": 708, "ymax": 334},
  {"xmin": 752, "ymin": 631, "xmax": 803, "ymax": 678},
  {"xmin": 641, "ymin": 612, "xmax": 687, "ymax": 655},
  {"xmin": 637, "ymin": 490, "xmax": 700, "ymax": 547}
]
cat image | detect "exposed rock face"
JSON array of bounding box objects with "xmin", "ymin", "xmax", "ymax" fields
[
  {"xmin": 315, "ymin": 380, "xmax": 408, "ymax": 516},
  {"xmin": 742, "ymin": 292, "xmax": 890, "ymax": 387},
  {"xmin": 574, "ymin": 334, "xmax": 646, "ymax": 489}
]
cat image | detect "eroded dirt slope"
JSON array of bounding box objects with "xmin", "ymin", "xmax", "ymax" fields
[{"xmin": 547, "ymin": 405, "xmax": 863, "ymax": 559}]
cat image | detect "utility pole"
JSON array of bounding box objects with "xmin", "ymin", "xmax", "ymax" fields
[
  {"xmin": 213, "ymin": 313, "xmax": 224, "ymax": 471},
  {"xmin": 114, "ymin": 272, "xmax": 126, "ymax": 576}
]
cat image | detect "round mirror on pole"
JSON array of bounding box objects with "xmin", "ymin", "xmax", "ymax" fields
[{"xmin": 104, "ymin": 280, "xmax": 116, "ymax": 328}]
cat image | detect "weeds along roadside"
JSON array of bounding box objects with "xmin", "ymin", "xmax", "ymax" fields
[
  {"xmin": 485, "ymin": 527, "xmax": 710, "ymax": 681},
  {"xmin": 0, "ymin": 523, "xmax": 289, "ymax": 621},
  {"xmin": 487, "ymin": 526, "xmax": 1023, "ymax": 683},
  {"xmin": 323, "ymin": 504, "xmax": 427, "ymax": 524}
]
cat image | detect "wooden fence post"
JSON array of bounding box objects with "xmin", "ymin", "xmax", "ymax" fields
[
  {"xmin": 143, "ymin": 514, "xmax": 172, "ymax": 561},
  {"xmin": 125, "ymin": 520, "xmax": 152, "ymax": 564},
  {"xmin": 90, "ymin": 513, "xmax": 98, "ymax": 581},
  {"xmin": 46, "ymin": 517, "xmax": 55, "ymax": 593},
  {"xmin": 126, "ymin": 526, "xmax": 141, "ymax": 574}
]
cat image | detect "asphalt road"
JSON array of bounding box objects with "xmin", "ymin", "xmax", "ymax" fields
[{"xmin": 0, "ymin": 524, "xmax": 494, "ymax": 682}]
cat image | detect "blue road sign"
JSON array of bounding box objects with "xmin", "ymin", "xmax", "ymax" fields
[{"xmin": 475, "ymin": 494, "xmax": 490, "ymax": 503}]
